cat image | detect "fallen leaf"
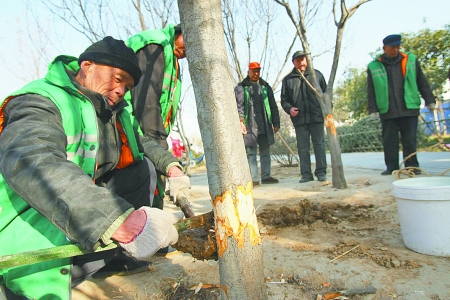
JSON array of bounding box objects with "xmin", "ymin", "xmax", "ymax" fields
[
  {"xmin": 194, "ymin": 282, "xmax": 203, "ymax": 294},
  {"xmin": 322, "ymin": 282, "xmax": 332, "ymax": 287},
  {"xmin": 324, "ymin": 292, "xmax": 341, "ymax": 299},
  {"xmin": 202, "ymin": 283, "xmax": 220, "ymax": 289}
]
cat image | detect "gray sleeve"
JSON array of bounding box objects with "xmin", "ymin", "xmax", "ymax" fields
[
  {"xmin": 317, "ymin": 70, "xmax": 327, "ymax": 93},
  {"xmin": 280, "ymin": 78, "xmax": 293, "ymax": 115},
  {"xmin": 267, "ymin": 85, "xmax": 280, "ymax": 127},
  {"xmin": 131, "ymin": 44, "xmax": 168, "ymax": 142},
  {"xmin": 234, "ymin": 85, "xmax": 245, "ymax": 119},
  {"xmin": 139, "ymin": 134, "xmax": 181, "ymax": 174},
  {"xmin": 415, "ymin": 59, "xmax": 435, "ymax": 105}
]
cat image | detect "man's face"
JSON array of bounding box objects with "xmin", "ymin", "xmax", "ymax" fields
[
  {"xmin": 248, "ymin": 68, "xmax": 261, "ymax": 82},
  {"xmin": 81, "ymin": 61, "xmax": 134, "ymax": 107},
  {"xmin": 174, "ymin": 34, "xmax": 186, "ymax": 59},
  {"xmin": 383, "ymin": 44, "xmax": 400, "ymax": 58},
  {"xmin": 293, "ymin": 56, "xmax": 307, "ymax": 71}
]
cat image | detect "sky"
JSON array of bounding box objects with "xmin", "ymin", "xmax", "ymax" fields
[{"xmin": 0, "ymin": 0, "xmax": 448, "ymax": 139}]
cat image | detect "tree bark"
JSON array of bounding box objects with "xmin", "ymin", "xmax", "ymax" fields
[{"xmin": 177, "ymin": 0, "xmax": 267, "ymax": 299}]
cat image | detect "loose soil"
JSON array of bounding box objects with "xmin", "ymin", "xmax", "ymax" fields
[{"xmin": 72, "ymin": 163, "xmax": 450, "ymax": 300}]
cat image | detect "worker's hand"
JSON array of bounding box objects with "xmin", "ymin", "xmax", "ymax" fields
[
  {"xmin": 289, "ymin": 107, "xmax": 298, "ymax": 117},
  {"xmin": 167, "ymin": 165, "xmax": 184, "ymax": 177},
  {"xmin": 165, "ymin": 175, "xmax": 191, "ymax": 203},
  {"xmin": 427, "ymin": 103, "xmax": 436, "ymax": 111},
  {"xmin": 370, "ymin": 112, "xmax": 378, "ymax": 119},
  {"xmin": 240, "ymin": 120, "xmax": 247, "ymax": 134},
  {"xmin": 117, "ymin": 207, "xmax": 184, "ymax": 261},
  {"xmin": 273, "ymin": 126, "xmax": 280, "ymax": 133}
]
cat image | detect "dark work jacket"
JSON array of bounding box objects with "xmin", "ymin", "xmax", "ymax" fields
[
  {"xmin": 367, "ymin": 53, "xmax": 435, "ymax": 120},
  {"xmin": 280, "ymin": 67, "xmax": 327, "ymax": 126},
  {"xmin": 235, "ymin": 76, "xmax": 280, "ymax": 146},
  {"xmin": 131, "ymin": 44, "xmax": 168, "ymax": 148}
]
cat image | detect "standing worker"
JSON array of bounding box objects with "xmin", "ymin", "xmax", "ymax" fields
[
  {"xmin": 280, "ymin": 51, "xmax": 328, "ymax": 183},
  {"xmin": 235, "ymin": 62, "xmax": 280, "ymax": 187},
  {"xmin": 367, "ymin": 34, "xmax": 436, "ymax": 175},
  {"xmin": 125, "ymin": 23, "xmax": 187, "ymax": 209}
]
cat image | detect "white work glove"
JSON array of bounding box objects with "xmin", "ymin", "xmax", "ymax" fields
[
  {"xmin": 119, "ymin": 206, "xmax": 184, "ymax": 261},
  {"xmin": 427, "ymin": 103, "xmax": 436, "ymax": 111},
  {"xmin": 370, "ymin": 112, "xmax": 378, "ymax": 119},
  {"xmin": 165, "ymin": 175, "xmax": 191, "ymax": 203}
]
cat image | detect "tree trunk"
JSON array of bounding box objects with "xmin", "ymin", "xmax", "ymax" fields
[
  {"xmin": 324, "ymin": 93, "xmax": 347, "ymax": 188},
  {"xmin": 177, "ymin": 0, "xmax": 267, "ymax": 299}
]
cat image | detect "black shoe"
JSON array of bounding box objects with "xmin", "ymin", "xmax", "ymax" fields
[
  {"xmin": 381, "ymin": 170, "xmax": 395, "ymax": 175},
  {"xmin": 155, "ymin": 245, "xmax": 180, "ymax": 256},
  {"xmin": 299, "ymin": 177, "xmax": 314, "ymax": 183},
  {"xmin": 261, "ymin": 177, "xmax": 279, "ymax": 184},
  {"xmin": 412, "ymin": 169, "xmax": 421, "ymax": 175},
  {"xmin": 253, "ymin": 181, "xmax": 260, "ymax": 188},
  {"xmin": 317, "ymin": 176, "xmax": 327, "ymax": 182},
  {"xmin": 96, "ymin": 256, "xmax": 152, "ymax": 276}
]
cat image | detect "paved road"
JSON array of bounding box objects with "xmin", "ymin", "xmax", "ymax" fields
[
  {"xmin": 322, "ymin": 151, "xmax": 450, "ymax": 175},
  {"xmin": 192, "ymin": 151, "xmax": 449, "ymax": 186}
]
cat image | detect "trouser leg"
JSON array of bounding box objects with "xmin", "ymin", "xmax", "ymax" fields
[
  {"xmin": 101, "ymin": 157, "xmax": 156, "ymax": 208},
  {"xmin": 258, "ymin": 134, "xmax": 271, "ymax": 180},
  {"xmin": 399, "ymin": 116, "xmax": 419, "ymax": 168},
  {"xmin": 152, "ymin": 172, "xmax": 166, "ymax": 210},
  {"xmin": 246, "ymin": 145, "xmax": 259, "ymax": 182},
  {"xmin": 295, "ymin": 124, "xmax": 313, "ymax": 179},
  {"xmin": 381, "ymin": 119, "xmax": 400, "ymax": 171},
  {"xmin": 71, "ymin": 248, "xmax": 119, "ymax": 287},
  {"xmin": 310, "ymin": 122, "xmax": 327, "ymax": 178}
]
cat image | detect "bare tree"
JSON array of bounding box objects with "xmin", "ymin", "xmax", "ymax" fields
[
  {"xmin": 274, "ymin": 0, "xmax": 371, "ymax": 189},
  {"xmin": 32, "ymin": 0, "xmax": 179, "ymax": 42},
  {"xmin": 178, "ymin": 0, "xmax": 267, "ymax": 298},
  {"xmin": 222, "ymin": 0, "xmax": 293, "ymax": 89}
]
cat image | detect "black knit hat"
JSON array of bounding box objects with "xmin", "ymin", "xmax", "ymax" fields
[{"xmin": 78, "ymin": 36, "xmax": 142, "ymax": 86}]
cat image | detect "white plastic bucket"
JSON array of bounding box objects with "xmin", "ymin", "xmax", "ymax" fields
[{"xmin": 392, "ymin": 177, "xmax": 450, "ymax": 256}]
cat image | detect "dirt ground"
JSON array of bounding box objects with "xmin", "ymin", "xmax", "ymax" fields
[{"xmin": 72, "ymin": 163, "xmax": 450, "ymax": 300}]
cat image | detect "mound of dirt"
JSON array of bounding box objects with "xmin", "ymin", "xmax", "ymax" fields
[{"xmin": 257, "ymin": 199, "xmax": 376, "ymax": 227}]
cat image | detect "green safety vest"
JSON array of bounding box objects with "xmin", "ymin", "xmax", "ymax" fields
[
  {"xmin": 125, "ymin": 24, "xmax": 182, "ymax": 134},
  {"xmin": 243, "ymin": 85, "xmax": 272, "ymax": 126},
  {"xmin": 0, "ymin": 55, "xmax": 142, "ymax": 299},
  {"xmin": 368, "ymin": 52, "xmax": 420, "ymax": 114}
]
